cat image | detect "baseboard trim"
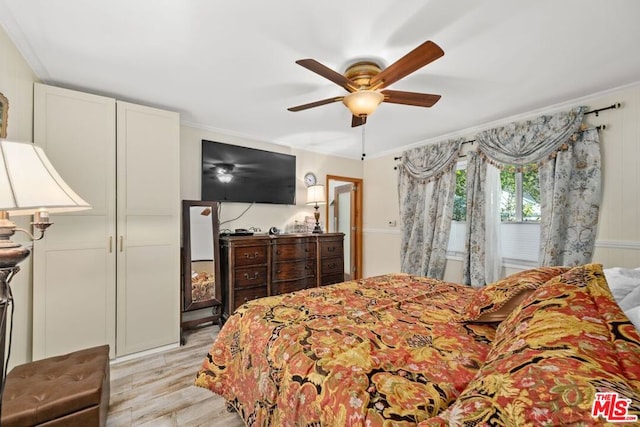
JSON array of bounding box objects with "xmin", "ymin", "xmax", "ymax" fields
[{"xmin": 110, "ymin": 341, "xmax": 180, "ymax": 365}]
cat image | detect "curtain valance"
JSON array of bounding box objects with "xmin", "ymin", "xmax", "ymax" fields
[
  {"xmin": 475, "ymin": 106, "xmax": 587, "ymax": 166},
  {"xmin": 399, "ymin": 138, "xmax": 463, "ymax": 181}
]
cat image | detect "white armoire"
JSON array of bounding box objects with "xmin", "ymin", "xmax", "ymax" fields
[{"xmin": 33, "ymin": 83, "xmax": 180, "ymax": 359}]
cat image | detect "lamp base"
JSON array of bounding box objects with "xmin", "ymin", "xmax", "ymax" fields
[{"xmin": 312, "ymin": 204, "xmax": 323, "ymax": 234}]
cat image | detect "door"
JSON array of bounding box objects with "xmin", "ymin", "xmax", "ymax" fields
[
  {"xmin": 116, "ymin": 101, "xmax": 180, "ymax": 356},
  {"xmin": 33, "ymin": 83, "xmax": 117, "ymax": 359},
  {"xmin": 327, "ymin": 175, "xmax": 363, "ymax": 280}
]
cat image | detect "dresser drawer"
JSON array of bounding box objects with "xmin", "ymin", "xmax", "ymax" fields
[
  {"xmin": 234, "ymin": 245, "xmax": 268, "ymax": 267},
  {"xmin": 272, "ymin": 242, "xmax": 316, "ymax": 261},
  {"xmin": 271, "ymin": 279, "xmax": 311, "ymax": 295},
  {"xmin": 321, "ymin": 258, "xmax": 343, "ymax": 276},
  {"xmin": 233, "ymin": 286, "xmax": 268, "ymax": 311},
  {"xmin": 272, "ymin": 260, "xmax": 315, "ymax": 281},
  {"xmin": 234, "ymin": 266, "xmax": 268, "ymax": 288},
  {"xmin": 321, "ymin": 273, "xmax": 345, "ymax": 286},
  {"xmin": 320, "ymin": 241, "xmax": 343, "ymax": 258}
]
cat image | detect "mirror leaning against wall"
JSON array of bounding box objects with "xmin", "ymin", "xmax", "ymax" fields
[{"xmin": 181, "ymin": 200, "xmax": 222, "ymax": 340}]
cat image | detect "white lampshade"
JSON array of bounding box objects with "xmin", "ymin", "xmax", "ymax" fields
[
  {"xmin": 0, "ymin": 140, "xmax": 91, "ymax": 216},
  {"xmin": 342, "ymin": 90, "xmax": 384, "ymax": 116},
  {"xmin": 306, "ymin": 184, "xmax": 326, "ymax": 205}
]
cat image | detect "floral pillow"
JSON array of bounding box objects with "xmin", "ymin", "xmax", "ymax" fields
[
  {"xmin": 457, "ymin": 266, "xmax": 569, "ymax": 322},
  {"xmin": 422, "ymin": 264, "xmax": 640, "ymax": 426}
]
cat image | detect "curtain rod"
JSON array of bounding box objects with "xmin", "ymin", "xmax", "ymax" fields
[
  {"xmin": 394, "ymin": 125, "xmax": 607, "ymax": 166},
  {"xmin": 392, "ymin": 102, "xmax": 621, "ymax": 163},
  {"xmin": 585, "ymin": 102, "xmax": 621, "ymax": 117}
]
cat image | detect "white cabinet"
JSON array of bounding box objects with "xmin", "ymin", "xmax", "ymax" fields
[{"xmin": 33, "ymin": 83, "xmax": 180, "ymax": 359}]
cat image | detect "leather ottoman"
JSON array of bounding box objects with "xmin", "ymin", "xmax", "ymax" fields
[{"xmin": 1, "ymin": 345, "xmax": 110, "ymax": 427}]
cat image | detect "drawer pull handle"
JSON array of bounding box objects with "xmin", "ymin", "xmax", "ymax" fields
[
  {"xmin": 328, "ymin": 263, "xmax": 337, "ymax": 269},
  {"xmin": 244, "ymin": 252, "xmax": 260, "ymax": 259},
  {"xmin": 327, "ymin": 246, "xmax": 336, "ymax": 252},
  {"xmin": 243, "ymin": 295, "xmax": 260, "ymax": 303},
  {"xmin": 244, "ymin": 272, "xmax": 259, "ymax": 280}
]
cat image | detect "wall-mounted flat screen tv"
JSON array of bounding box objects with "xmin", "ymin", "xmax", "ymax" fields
[{"xmin": 201, "ymin": 140, "xmax": 296, "ymax": 205}]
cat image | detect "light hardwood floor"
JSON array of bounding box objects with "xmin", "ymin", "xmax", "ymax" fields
[{"xmin": 107, "ymin": 325, "xmax": 245, "ymax": 427}]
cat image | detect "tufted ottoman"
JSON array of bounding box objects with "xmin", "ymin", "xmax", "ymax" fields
[{"xmin": 1, "ymin": 345, "xmax": 110, "ymax": 427}]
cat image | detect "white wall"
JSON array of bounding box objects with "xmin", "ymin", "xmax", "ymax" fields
[
  {"xmin": 0, "ymin": 25, "xmax": 39, "ymax": 368},
  {"xmin": 363, "ymin": 82, "xmax": 640, "ymax": 280}
]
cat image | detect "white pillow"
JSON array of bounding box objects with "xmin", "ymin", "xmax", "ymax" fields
[
  {"xmin": 603, "ymin": 267, "xmax": 640, "ymax": 304},
  {"xmin": 624, "ymin": 305, "xmax": 640, "ymax": 333},
  {"xmin": 619, "ymin": 285, "xmax": 640, "ymax": 312}
]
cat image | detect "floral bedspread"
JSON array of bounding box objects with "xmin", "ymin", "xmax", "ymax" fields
[
  {"xmin": 196, "ymin": 274, "xmax": 496, "ymax": 426},
  {"xmin": 196, "ymin": 266, "xmax": 640, "ymax": 426}
]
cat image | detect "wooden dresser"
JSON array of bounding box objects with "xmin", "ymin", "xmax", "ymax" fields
[{"xmin": 220, "ymin": 233, "xmax": 344, "ymax": 321}]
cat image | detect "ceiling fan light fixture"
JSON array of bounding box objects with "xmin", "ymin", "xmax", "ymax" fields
[
  {"xmin": 214, "ymin": 163, "xmax": 234, "ymax": 183},
  {"xmin": 342, "ymin": 90, "xmax": 384, "ymax": 117},
  {"xmin": 217, "ymin": 173, "xmax": 233, "ymax": 183}
]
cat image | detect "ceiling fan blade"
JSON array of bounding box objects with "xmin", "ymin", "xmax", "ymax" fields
[
  {"xmin": 382, "ymin": 90, "xmax": 441, "ymax": 107},
  {"xmin": 296, "ymin": 59, "xmax": 358, "ymax": 92},
  {"xmin": 351, "ymin": 115, "xmax": 367, "ymax": 127},
  {"xmin": 369, "ymin": 41, "xmax": 444, "ymax": 89},
  {"xmin": 288, "ymin": 96, "xmax": 343, "ymax": 112}
]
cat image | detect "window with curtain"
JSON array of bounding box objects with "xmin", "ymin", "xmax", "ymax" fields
[
  {"xmin": 461, "ymin": 106, "xmax": 600, "ymax": 287},
  {"xmin": 448, "ymin": 162, "xmax": 540, "ymax": 264}
]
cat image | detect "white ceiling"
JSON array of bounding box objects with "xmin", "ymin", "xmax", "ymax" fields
[{"xmin": 2, "ymin": 0, "xmax": 639, "ymax": 159}]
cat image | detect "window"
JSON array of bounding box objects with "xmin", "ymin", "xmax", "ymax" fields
[
  {"xmin": 500, "ymin": 164, "xmax": 540, "ymax": 222},
  {"xmin": 447, "ymin": 161, "xmax": 541, "ymax": 264}
]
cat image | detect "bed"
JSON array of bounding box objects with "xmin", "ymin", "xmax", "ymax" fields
[{"xmin": 195, "ymin": 264, "xmax": 640, "ymax": 425}]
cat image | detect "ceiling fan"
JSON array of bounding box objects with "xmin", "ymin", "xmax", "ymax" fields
[{"xmin": 288, "ymin": 40, "xmax": 444, "ymax": 127}]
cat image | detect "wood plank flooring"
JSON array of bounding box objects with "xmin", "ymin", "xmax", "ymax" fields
[{"xmin": 107, "ymin": 326, "xmax": 245, "ymax": 427}]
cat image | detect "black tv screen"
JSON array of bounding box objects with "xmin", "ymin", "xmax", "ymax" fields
[{"xmin": 201, "ymin": 140, "xmax": 296, "ymax": 204}]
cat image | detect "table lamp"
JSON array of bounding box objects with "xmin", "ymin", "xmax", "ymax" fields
[{"xmin": 306, "ymin": 184, "xmax": 326, "ymax": 234}]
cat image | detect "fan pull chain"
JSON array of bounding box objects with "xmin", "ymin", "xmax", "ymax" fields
[{"xmin": 361, "ymin": 122, "xmax": 366, "ymax": 161}]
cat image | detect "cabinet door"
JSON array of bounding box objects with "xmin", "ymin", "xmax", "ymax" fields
[
  {"xmin": 33, "ymin": 83, "xmax": 117, "ymax": 359},
  {"xmin": 116, "ymin": 101, "xmax": 180, "ymax": 356}
]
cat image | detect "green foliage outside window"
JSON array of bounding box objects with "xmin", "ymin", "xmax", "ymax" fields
[
  {"xmin": 451, "ymin": 164, "xmax": 540, "ymax": 223},
  {"xmin": 500, "ymin": 164, "xmax": 540, "ymax": 222},
  {"xmin": 453, "ymin": 169, "xmax": 466, "ymax": 221}
]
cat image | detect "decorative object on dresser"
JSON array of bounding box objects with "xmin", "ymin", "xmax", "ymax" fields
[
  {"xmin": 306, "ymin": 184, "xmax": 326, "ymax": 233},
  {"xmin": 0, "ymin": 139, "xmax": 91, "ymax": 417},
  {"xmin": 181, "ymin": 200, "xmax": 222, "ymax": 341},
  {"xmin": 219, "ymin": 233, "xmax": 344, "ymax": 322}
]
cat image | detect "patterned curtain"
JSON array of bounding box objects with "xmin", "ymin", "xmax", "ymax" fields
[
  {"xmin": 539, "ymin": 127, "xmax": 601, "ymax": 265},
  {"xmin": 463, "ymin": 151, "xmax": 487, "ymax": 286},
  {"xmin": 398, "ymin": 138, "xmax": 463, "ymax": 278},
  {"xmin": 463, "ymin": 106, "xmax": 592, "ymax": 285}
]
